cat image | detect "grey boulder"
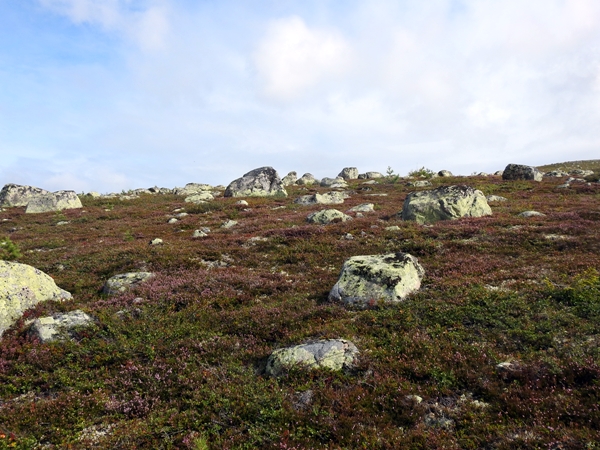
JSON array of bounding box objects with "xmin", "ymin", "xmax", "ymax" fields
[
  {"xmin": 358, "ymin": 172, "xmax": 383, "ymax": 179},
  {"xmin": 347, "ymin": 203, "xmax": 374, "ymax": 213},
  {"xmin": 30, "ymin": 310, "xmax": 95, "ymax": 343},
  {"xmin": 320, "ymin": 177, "xmax": 348, "ymax": 188},
  {"xmin": 296, "ymin": 173, "xmax": 318, "ymax": 186},
  {"xmin": 518, "ymin": 210, "xmax": 546, "ymax": 218},
  {"xmin": 307, "ymin": 209, "xmax": 352, "ymax": 224},
  {"xmin": 438, "ymin": 170, "xmax": 453, "ymax": 177},
  {"xmin": 329, "ymin": 252, "xmax": 424, "ymax": 308},
  {"xmin": 25, "ymin": 191, "xmax": 83, "ymax": 214},
  {"xmin": 281, "ymin": 171, "xmax": 298, "ymax": 186},
  {"xmin": 502, "ymin": 164, "xmax": 543, "ymax": 182},
  {"xmin": 0, "ymin": 261, "xmax": 72, "ymax": 337},
  {"xmin": 338, "ymin": 167, "xmax": 359, "ymax": 180},
  {"xmin": 103, "ymin": 272, "xmax": 154, "ymax": 296},
  {"xmin": 295, "ymin": 191, "xmax": 349, "ymax": 206},
  {"xmin": 401, "ymin": 185, "xmax": 492, "ymax": 224},
  {"xmin": 224, "ymin": 167, "xmax": 287, "ymax": 198},
  {"xmin": 265, "ymin": 339, "xmax": 359, "ymax": 376},
  {"xmin": 0, "ymin": 184, "xmax": 50, "ymax": 208}
]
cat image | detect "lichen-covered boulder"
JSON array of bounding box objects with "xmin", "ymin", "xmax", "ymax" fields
[
  {"xmin": 281, "ymin": 171, "xmax": 298, "ymax": 186},
  {"xmin": 438, "ymin": 170, "xmax": 453, "ymax": 177},
  {"xmin": 320, "ymin": 177, "xmax": 348, "ymax": 188},
  {"xmin": 295, "ymin": 191, "xmax": 349, "ymax": 206},
  {"xmin": 329, "ymin": 253, "xmax": 424, "ymax": 308},
  {"xmin": 307, "ymin": 209, "xmax": 352, "ymax": 224},
  {"xmin": 502, "ymin": 164, "xmax": 543, "ymax": 182},
  {"xmin": 265, "ymin": 339, "xmax": 359, "ymax": 376},
  {"xmin": 224, "ymin": 167, "xmax": 287, "ymax": 198},
  {"xmin": 486, "ymin": 195, "xmax": 507, "ymax": 202},
  {"xmin": 338, "ymin": 167, "xmax": 359, "ymax": 180},
  {"xmin": 347, "ymin": 203, "xmax": 374, "ymax": 213},
  {"xmin": 296, "ymin": 173, "xmax": 318, "ymax": 185},
  {"xmin": 30, "ymin": 310, "xmax": 95, "ymax": 343},
  {"xmin": 358, "ymin": 172, "xmax": 383, "ymax": 179},
  {"xmin": 0, "ymin": 184, "xmax": 50, "ymax": 208},
  {"xmin": 401, "ymin": 185, "xmax": 492, "ymax": 224},
  {"xmin": 103, "ymin": 272, "xmax": 154, "ymax": 296},
  {"xmin": 25, "ymin": 191, "xmax": 83, "ymax": 214},
  {"xmin": 174, "ymin": 183, "xmax": 214, "ymax": 196},
  {"xmin": 0, "ymin": 261, "xmax": 72, "ymax": 336},
  {"xmin": 184, "ymin": 192, "xmax": 215, "ymax": 203}
]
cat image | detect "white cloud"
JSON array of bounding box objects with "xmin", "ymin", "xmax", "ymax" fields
[
  {"xmin": 253, "ymin": 16, "xmax": 352, "ymax": 101},
  {"xmin": 38, "ymin": 0, "xmax": 170, "ymax": 50}
]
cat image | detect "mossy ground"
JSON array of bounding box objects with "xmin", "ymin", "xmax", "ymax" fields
[{"xmin": 0, "ymin": 171, "xmax": 599, "ymax": 449}]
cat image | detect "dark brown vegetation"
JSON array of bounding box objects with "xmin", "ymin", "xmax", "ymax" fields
[{"xmin": 0, "ymin": 169, "xmax": 599, "ymax": 449}]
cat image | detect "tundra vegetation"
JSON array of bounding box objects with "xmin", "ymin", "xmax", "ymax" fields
[{"xmin": 0, "ymin": 165, "xmax": 599, "ymax": 449}]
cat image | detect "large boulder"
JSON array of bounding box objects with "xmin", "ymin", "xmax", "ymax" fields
[
  {"xmin": 307, "ymin": 209, "xmax": 352, "ymax": 224},
  {"xmin": 358, "ymin": 172, "xmax": 383, "ymax": 179},
  {"xmin": 296, "ymin": 173, "xmax": 318, "ymax": 186},
  {"xmin": 0, "ymin": 261, "xmax": 72, "ymax": 336},
  {"xmin": 0, "ymin": 184, "xmax": 50, "ymax": 208},
  {"xmin": 320, "ymin": 177, "xmax": 348, "ymax": 188},
  {"xmin": 401, "ymin": 185, "xmax": 492, "ymax": 224},
  {"xmin": 224, "ymin": 167, "xmax": 287, "ymax": 198},
  {"xmin": 25, "ymin": 191, "xmax": 83, "ymax": 214},
  {"xmin": 184, "ymin": 192, "xmax": 215, "ymax": 203},
  {"xmin": 265, "ymin": 339, "xmax": 359, "ymax": 376},
  {"xmin": 438, "ymin": 170, "xmax": 453, "ymax": 177},
  {"xmin": 329, "ymin": 252, "xmax": 424, "ymax": 308},
  {"xmin": 173, "ymin": 183, "xmax": 213, "ymax": 196},
  {"xmin": 281, "ymin": 171, "xmax": 298, "ymax": 186},
  {"xmin": 502, "ymin": 164, "xmax": 543, "ymax": 182},
  {"xmin": 338, "ymin": 167, "xmax": 359, "ymax": 180},
  {"xmin": 103, "ymin": 272, "xmax": 154, "ymax": 296},
  {"xmin": 294, "ymin": 191, "xmax": 349, "ymax": 206},
  {"xmin": 30, "ymin": 310, "xmax": 95, "ymax": 343}
]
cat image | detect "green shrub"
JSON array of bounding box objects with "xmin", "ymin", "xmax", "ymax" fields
[
  {"xmin": 408, "ymin": 166, "xmax": 436, "ymax": 179},
  {"xmin": 0, "ymin": 236, "xmax": 21, "ymax": 260}
]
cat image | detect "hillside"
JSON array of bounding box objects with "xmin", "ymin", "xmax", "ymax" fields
[
  {"xmin": 0, "ymin": 169, "xmax": 599, "ymax": 449},
  {"xmin": 537, "ymin": 159, "xmax": 600, "ymax": 173}
]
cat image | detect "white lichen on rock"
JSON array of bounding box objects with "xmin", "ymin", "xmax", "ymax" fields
[{"xmin": 329, "ymin": 252, "xmax": 424, "ymax": 308}]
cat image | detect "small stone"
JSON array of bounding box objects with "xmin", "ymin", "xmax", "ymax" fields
[
  {"xmin": 56, "ymin": 221, "xmax": 70, "ymax": 226},
  {"xmin": 150, "ymin": 238, "xmax": 163, "ymax": 245},
  {"xmin": 221, "ymin": 220, "xmax": 238, "ymax": 229},
  {"xmin": 306, "ymin": 209, "xmax": 352, "ymax": 224},
  {"xmin": 167, "ymin": 218, "xmax": 179, "ymax": 224},
  {"xmin": 175, "ymin": 212, "xmax": 189, "ymax": 218},
  {"xmin": 518, "ymin": 211, "xmax": 546, "ymax": 218},
  {"xmin": 385, "ymin": 226, "xmax": 401, "ymax": 231},
  {"xmin": 342, "ymin": 233, "xmax": 354, "ymax": 240},
  {"xmin": 348, "ymin": 203, "xmax": 375, "ymax": 213},
  {"xmin": 103, "ymin": 272, "xmax": 154, "ymax": 296},
  {"xmin": 438, "ymin": 170, "xmax": 453, "ymax": 177},
  {"xmin": 30, "ymin": 310, "xmax": 95, "ymax": 343},
  {"xmin": 486, "ymin": 195, "xmax": 507, "ymax": 202},
  {"xmin": 192, "ymin": 230, "xmax": 208, "ymax": 238},
  {"xmin": 235, "ymin": 200, "xmax": 249, "ymax": 206}
]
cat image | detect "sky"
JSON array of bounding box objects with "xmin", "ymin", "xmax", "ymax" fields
[{"xmin": 1, "ymin": 0, "xmax": 599, "ymax": 193}]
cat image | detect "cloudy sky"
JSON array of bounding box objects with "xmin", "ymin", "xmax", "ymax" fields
[{"xmin": 1, "ymin": 0, "xmax": 599, "ymax": 193}]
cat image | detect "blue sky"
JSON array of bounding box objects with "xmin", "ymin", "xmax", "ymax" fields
[{"xmin": 1, "ymin": 0, "xmax": 599, "ymax": 193}]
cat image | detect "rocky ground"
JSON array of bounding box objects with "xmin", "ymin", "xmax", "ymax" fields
[{"xmin": 0, "ymin": 164, "xmax": 599, "ymax": 449}]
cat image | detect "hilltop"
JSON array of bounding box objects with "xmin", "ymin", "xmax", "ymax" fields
[{"xmin": 0, "ymin": 164, "xmax": 599, "ymax": 449}]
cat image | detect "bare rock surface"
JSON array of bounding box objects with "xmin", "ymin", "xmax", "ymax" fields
[
  {"xmin": 30, "ymin": 310, "xmax": 95, "ymax": 343},
  {"xmin": 401, "ymin": 185, "xmax": 492, "ymax": 224},
  {"xmin": 265, "ymin": 339, "xmax": 359, "ymax": 376},
  {"xmin": 329, "ymin": 252, "xmax": 424, "ymax": 308},
  {"xmin": 103, "ymin": 272, "xmax": 154, "ymax": 296},
  {"xmin": 0, "ymin": 261, "xmax": 72, "ymax": 336},
  {"xmin": 502, "ymin": 164, "xmax": 543, "ymax": 181},
  {"xmin": 224, "ymin": 167, "xmax": 287, "ymax": 198},
  {"xmin": 0, "ymin": 184, "xmax": 50, "ymax": 207},
  {"xmin": 25, "ymin": 191, "xmax": 83, "ymax": 214}
]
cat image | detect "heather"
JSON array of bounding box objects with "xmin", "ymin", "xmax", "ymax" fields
[{"xmin": 0, "ymin": 173, "xmax": 599, "ymax": 449}]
